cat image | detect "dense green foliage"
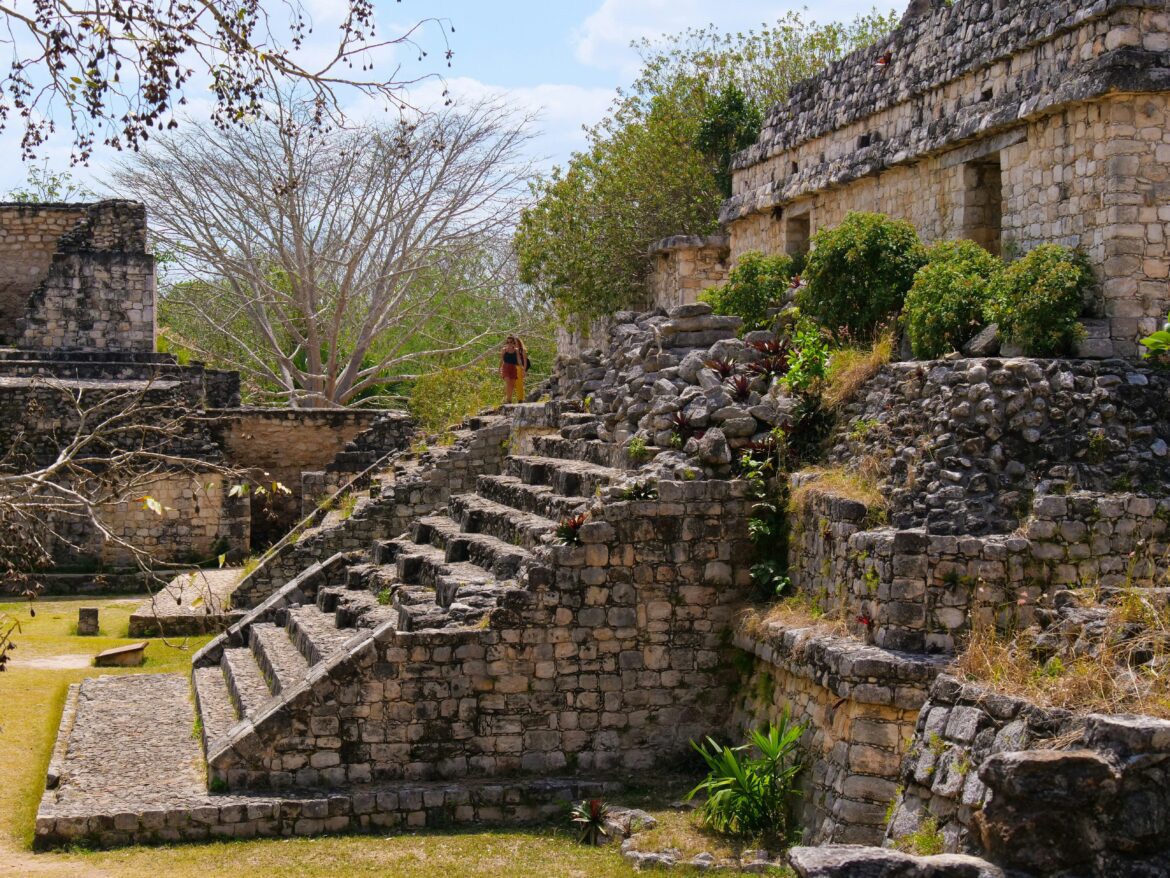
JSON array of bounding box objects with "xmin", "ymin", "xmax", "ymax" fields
[
  {"xmin": 688, "ymin": 713, "xmax": 805, "ymax": 840},
  {"xmin": 695, "ymin": 84, "xmax": 763, "ymax": 198},
  {"xmin": 515, "ymin": 11, "xmax": 898, "ymax": 319},
  {"xmin": 985, "ymin": 244, "xmax": 1091, "ymax": 355},
  {"xmin": 904, "ymin": 240, "xmax": 1001, "ymax": 358},
  {"xmin": 798, "ymin": 212, "xmax": 926, "ymax": 338},
  {"xmin": 700, "ymin": 251, "xmax": 794, "ymax": 332},
  {"xmin": 1141, "ymin": 312, "xmax": 1170, "ymax": 364}
]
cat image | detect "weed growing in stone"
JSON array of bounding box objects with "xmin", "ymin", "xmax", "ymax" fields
[
  {"xmin": 687, "ymin": 712, "xmax": 805, "ymax": 843},
  {"xmin": 376, "ymin": 588, "xmax": 393, "ymax": 606},
  {"xmin": 894, "ymin": 814, "xmax": 945, "ymax": 856},
  {"xmin": 555, "ymin": 513, "xmax": 589, "ymax": 546}
]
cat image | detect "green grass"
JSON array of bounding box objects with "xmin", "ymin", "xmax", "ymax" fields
[{"xmin": 0, "ymin": 596, "xmax": 755, "ymax": 877}]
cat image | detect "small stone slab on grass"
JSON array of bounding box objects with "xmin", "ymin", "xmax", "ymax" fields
[{"xmin": 95, "ymin": 641, "xmax": 148, "ymax": 667}]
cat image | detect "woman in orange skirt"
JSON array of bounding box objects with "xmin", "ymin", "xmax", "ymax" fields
[{"xmin": 500, "ymin": 335, "xmax": 528, "ymax": 404}]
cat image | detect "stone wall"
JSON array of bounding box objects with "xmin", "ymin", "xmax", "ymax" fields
[
  {"xmin": 0, "ymin": 203, "xmax": 87, "ymax": 342},
  {"xmin": 12, "ymin": 201, "xmax": 156, "ymax": 352},
  {"xmin": 213, "ymin": 408, "xmax": 402, "ymax": 547},
  {"xmin": 886, "ymin": 675, "xmax": 1170, "ymax": 877},
  {"xmin": 733, "ymin": 623, "xmax": 944, "ymax": 845},
  {"xmin": 645, "ymin": 235, "xmax": 730, "ymax": 312},
  {"xmin": 202, "ymin": 479, "xmax": 754, "ymax": 790},
  {"xmin": 725, "ymin": 0, "xmax": 1170, "ymax": 355}
]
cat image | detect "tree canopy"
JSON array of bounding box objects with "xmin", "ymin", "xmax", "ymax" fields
[
  {"xmin": 117, "ymin": 95, "xmax": 540, "ymax": 408},
  {"xmin": 0, "ymin": 0, "xmax": 454, "ymax": 162},
  {"xmin": 514, "ymin": 9, "xmax": 898, "ymax": 321}
]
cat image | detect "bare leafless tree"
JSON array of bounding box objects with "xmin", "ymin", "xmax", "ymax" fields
[
  {"xmin": 0, "ymin": 377, "xmax": 245, "ymax": 594},
  {"xmin": 115, "ymin": 95, "xmax": 538, "ymax": 407},
  {"xmin": 0, "ymin": 0, "xmax": 455, "ymax": 162}
]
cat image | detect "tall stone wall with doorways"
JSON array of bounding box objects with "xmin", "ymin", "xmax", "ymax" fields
[
  {"xmin": 645, "ymin": 235, "xmax": 730, "ymax": 312},
  {"xmin": 724, "ymin": 0, "xmax": 1170, "ymax": 356}
]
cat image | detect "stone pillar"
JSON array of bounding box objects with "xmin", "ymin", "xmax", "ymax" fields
[{"xmin": 77, "ymin": 607, "xmax": 99, "ymax": 636}]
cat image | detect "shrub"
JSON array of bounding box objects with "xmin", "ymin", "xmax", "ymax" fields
[
  {"xmin": 904, "ymin": 240, "xmax": 1001, "ymax": 359},
  {"xmin": 687, "ymin": 711, "xmax": 805, "ymax": 841},
  {"xmin": 570, "ymin": 799, "xmax": 612, "ymax": 846},
  {"xmin": 409, "ymin": 364, "xmax": 500, "ymax": 434},
  {"xmin": 1140, "ymin": 312, "xmax": 1170, "ymax": 365},
  {"xmin": 798, "ymin": 212, "xmax": 926, "ymax": 337},
  {"xmin": 701, "ymin": 251, "xmax": 794, "ymax": 332},
  {"xmin": 985, "ymin": 244, "xmax": 1091, "ymax": 355}
]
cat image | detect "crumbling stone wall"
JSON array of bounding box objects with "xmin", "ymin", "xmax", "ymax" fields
[
  {"xmin": 733, "ymin": 623, "xmax": 944, "ymax": 845},
  {"xmin": 725, "ymin": 0, "xmax": 1170, "ymax": 355},
  {"xmin": 0, "ymin": 203, "xmax": 87, "ymax": 342},
  {"xmin": 646, "ymin": 235, "xmax": 730, "ymax": 312},
  {"xmin": 886, "ymin": 675, "xmax": 1170, "ymax": 877},
  {"xmin": 203, "ymin": 479, "xmax": 754, "ymax": 790},
  {"xmin": 13, "ymin": 201, "xmax": 156, "ymax": 352}
]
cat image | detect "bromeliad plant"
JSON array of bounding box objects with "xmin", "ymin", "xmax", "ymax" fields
[
  {"xmin": 555, "ymin": 512, "xmax": 590, "ymax": 546},
  {"xmin": 687, "ymin": 711, "xmax": 805, "ymax": 841},
  {"xmin": 704, "ymin": 356, "xmax": 738, "ymax": 379},
  {"xmin": 669, "ymin": 410, "xmax": 705, "ymax": 444},
  {"xmin": 570, "ymin": 798, "xmax": 612, "ymax": 846},
  {"xmin": 725, "ymin": 373, "xmax": 754, "ymax": 402},
  {"xmin": 747, "ymin": 338, "xmax": 792, "ymax": 382}
]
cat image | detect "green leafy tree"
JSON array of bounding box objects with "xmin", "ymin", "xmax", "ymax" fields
[
  {"xmin": 904, "ymin": 240, "xmax": 1001, "ymax": 359},
  {"xmin": 985, "ymin": 244, "xmax": 1092, "ymax": 356},
  {"xmin": 798, "ymin": 212, "xmax": 926, "ymax": 338},
  {"xmin": 515, "ymin": 10, "xmax": 899, "ymax": 320},
  {"xmin": 696, "ymin": 84, "xmax": 763, "ymax": 198},
  {"xmin": 700, "ymin": 251, "xmax": 793, "ymax": 331}
]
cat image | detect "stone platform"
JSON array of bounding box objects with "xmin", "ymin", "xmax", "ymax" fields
[
  {"xmin": 35, "ymin": 673, "xmax": 623, "ymax": 849},
  {"xmin": 128, "ymin": 569, "xmax": 244, "ymax": 637}
]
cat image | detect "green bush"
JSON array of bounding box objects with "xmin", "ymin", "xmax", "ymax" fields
[
  {"xmin": 701, "ymin": 251, "xmax": 794, "ymax": 332},
  {"xmin": 409, "ymin": 364, "xmax": 500, "ymax": 433},
  {"xmin": 798, "ymin": 211, "xmax": 926, "ymax": 338},
  {"xmin": 904, "ymin": 240, "xmax": 1001, "ymax": 358},
  {"xmin": 687, "ymin": 711, "xmax": 805, "ymax": 841},
  {"xmin": 985, "ymin": 244, "xmax": 1091, "ymax": 355}
]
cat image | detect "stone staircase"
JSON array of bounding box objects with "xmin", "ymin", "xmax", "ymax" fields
[{"xmin": 192, "ymin": 411, "xmax": 630, "ymax": 771}]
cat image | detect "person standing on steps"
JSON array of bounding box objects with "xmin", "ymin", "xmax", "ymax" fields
[{"xmin": 500, "ymin": 335, "xmax": 530, "ymax": 404}]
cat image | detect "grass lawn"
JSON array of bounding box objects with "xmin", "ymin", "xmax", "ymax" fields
[{"xmin": 0, "ymin": 595, "xmax": 764, "ymax": 878}]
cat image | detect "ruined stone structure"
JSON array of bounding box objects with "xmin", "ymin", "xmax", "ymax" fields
[
  {"xmin": 724, "ymin": 0, "xmax": 1170, "ymax": 357},
  {"xmin": 0, "ymin": 201, "xmax": 415, "ymax": 571}
]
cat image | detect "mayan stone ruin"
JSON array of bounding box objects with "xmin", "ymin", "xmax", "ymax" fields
[{"xmin": 8, "ymin": 1, "xmax": 1170, "ymax": 877}]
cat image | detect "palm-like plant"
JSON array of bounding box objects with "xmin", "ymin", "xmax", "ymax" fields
[
  {"xmin": 704, "ymin": 357, "xmax": 738, "ymax": 379},
  {"xmin": 686, "ymin": 710, "xmax": 804, "ymax": 841}
]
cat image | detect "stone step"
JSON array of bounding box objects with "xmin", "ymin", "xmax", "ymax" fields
[
  {"xmin": 411, "ymin": 515, "xmax": 530, "ymax": 580},
  {"xmin": 288, "ymin": 603, "xmax": 365, "ymax": 666},
  {"xmin": 449, "ymin": 493, "xmax": 557, "ymax": 550},
  {"xmin": 192, "ymin": 665, "xmax": 237, "ymax": 754},
  {"xmin": 221, "ymin": 646, "xmax": 275, "ymax": 719},
  {"xmin": 506, "ymin": 454, "xmax": 621, "ymax": 498},
  {"xmin": 390, "ymin": 537, "xmax": 498, "ymax": 594},
  {"xmin": 249, "ymin": 623, "xmax": 310, "ymax": 695},
  {"xmin": 475, "ymin": 474, "xmax": 590, "ymax": 521},
  {"xmin": 531, "ymin": 435, "xmax": 613, "ymax": 467}
]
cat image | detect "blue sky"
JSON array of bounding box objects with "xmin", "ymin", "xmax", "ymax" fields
[{"xmin": 0, "ymin": 0, "xmax": 899, "ymax": 194}]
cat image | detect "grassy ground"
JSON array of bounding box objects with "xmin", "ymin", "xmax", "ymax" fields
[{"xmin": 0, "ymin": 595, "xmax": 770, "ymax": 878}]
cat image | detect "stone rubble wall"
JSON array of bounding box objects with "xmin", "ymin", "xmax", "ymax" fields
[
  {"xmin": 203, "ymin": 479, "xmax": 754, "ymax": 790},
  {"xmin": 0, "ymin": 203, "xmax": 88, "ymax": 341},
  {"xmin": 725, "ymin": 0, "xmax": 1170, "ymax": 355},
  {"xmin": 230, "ymin": 416, "xmax": 511, "ymax": 609},
  {"xmin": 732, "ymin": 623, "xmax": 945, "ymax": 846},
  {"xmin": 13, "ymin": 201, "xmax": 156, "ymax": 352},
  {"xmin": 886, "ymin": 674, "xmax": 1170, "ymax": 877},
  {"xmin": 645, "ymin": 235, "xmax": 730, "ymax": 312}
]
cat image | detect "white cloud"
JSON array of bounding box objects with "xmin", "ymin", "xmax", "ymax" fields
[{"xmin": 573, "ymin": 0, "xmax": 897, "ymax": 75}]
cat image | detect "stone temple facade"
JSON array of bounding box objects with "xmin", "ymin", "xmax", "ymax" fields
[
  {"xmin": 652, "ymin": 0, "xmax": 1170, "ymax": 359},
  {"xmin": 0, "ymin": 201, "xmax": 413, "ymax": 574}
]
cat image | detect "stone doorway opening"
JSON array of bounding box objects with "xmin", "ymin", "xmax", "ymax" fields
[{"xmin": 962, "ymin": 154, "xmax": 1003, "ymax": 255}]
